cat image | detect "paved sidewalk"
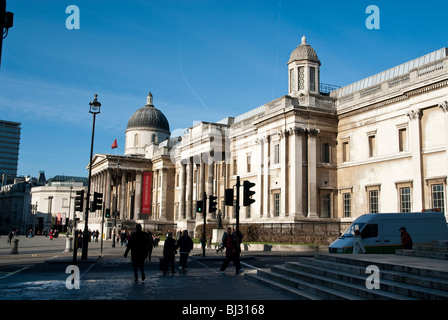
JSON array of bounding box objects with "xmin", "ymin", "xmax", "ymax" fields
[{"xmin": 0, "ymin": 236, "xmax": 298, "ymax": 301}]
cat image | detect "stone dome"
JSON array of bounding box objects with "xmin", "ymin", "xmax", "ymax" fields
[
  {"xmin": 126, "ymin": 92, "xmax": 170, "ymax": 134},
  {"xmin": 288, "ymin": 36, "xmax": 321, "ymax": 65}
]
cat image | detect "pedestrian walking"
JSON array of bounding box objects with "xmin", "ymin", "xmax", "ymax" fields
[
  {"xmin": 177, "ymin": 230, "xmax": 193, "ymax": 271},
  {"xmin": 399, "ymin": 227, "xmax": 413, "ymax": 249},
  {"xmin": 163, "ymin": 231, "xmax": 177, "ymax": 275},
  {"xmin": 147, "ymin": 230, "xmax": 154, "ymax": 262},
  {"xmin": 352, "ymin": 229, "xmax": 366, "ymax": 254},
  {"xmin": 7, "ymin": 230, "xmax": 14, "ymax": 243},
  {"xmin": 124, "ymin": 224, "xmax": 151, "ymax": 282},
  {"xmin": 120, "ymin": 230, "xmax": 127, "ymax": 247},
  {"xmin": 207, "ymin": 234, "xmax": 212, "ymax": 250},
  {"xmin": 220, "ymin": 227, "xmax": 244, "ymax": 274}
]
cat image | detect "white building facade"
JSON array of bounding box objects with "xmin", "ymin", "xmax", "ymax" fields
[{"xmin": 87, "ymin": 38, "xmax": 448, "ymax": 238}]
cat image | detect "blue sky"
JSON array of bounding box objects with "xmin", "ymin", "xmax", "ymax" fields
[{"xmin": 1, "ymin": 0, "xmax": 447, "ymax": 179}]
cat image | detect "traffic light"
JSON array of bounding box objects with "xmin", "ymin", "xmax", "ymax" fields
[
  {"xmin": 224, "ymin": 188, "xmax": 234, "ymax": 206},
  {"xmin": 209, "ymin": 195, "xmax": 217, "ymax": 213},
  {"xmin": 105, "ymin": 208, "xmax": 111, "ymax": 218},
  {"xmin": 91, "ymin": 192, "xmax": 103, "ymax": 212},
  {"xmin": 74, "ymin": 190, "xmax": 84, "ymax": 212},
  {"xmin": 196, "ymin": 200, "xmax": 204, "ymax": 213},
  {"xmin": 243, "ymin": 180, "xmax": 256, "ymax": 206}
]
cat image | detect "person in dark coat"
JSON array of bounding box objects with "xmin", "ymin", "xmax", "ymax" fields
[
  {"xmin": 220, "ymin": 227, "xmax": 244, "ymax": 274},
  {"xmin": 163, "ymin": 232, "xmax": 177, "ymax": 275},
  {"xmin": 124, "ymin": 224, "xmax": 151, "ymax": 282},
  {"xmin": 399, "ymin": 227, "xmax": 413, "ymax": 249},
  {"xmin": 177, "ymin": 230, "xmax": 194, "ymax": 271}
]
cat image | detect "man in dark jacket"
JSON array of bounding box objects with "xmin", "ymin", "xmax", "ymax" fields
[
  {"xmin": 124, "ymin": 224, "xmax": 151, "ymax": 282},
  {"xmin": 163, "ymin": 232, "xmax": 177, "ymax": 275},
  {"xmin": 177, "ymin": 230, "xmax": 194, "ymax": 271},
  {"xmin": 220, "ymin": 228, "xmax": 244, "ymax": 274},
  {"xmin": 399, "ymin": 227, "xmax": 413, "ymax": 249}
]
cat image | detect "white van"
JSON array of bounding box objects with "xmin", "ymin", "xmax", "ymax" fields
[{"xmin": 329, "ymin": 212, "xmax": 448, "ymax": 254}]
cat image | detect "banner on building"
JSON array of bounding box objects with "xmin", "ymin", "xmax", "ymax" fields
[{"xmin": 141, "ymin": 171, "xmax": 152, "ymax": 215}]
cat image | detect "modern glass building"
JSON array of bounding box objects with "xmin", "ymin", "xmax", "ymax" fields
[{"xmin": 0, "ymin": 120, "xmax": 21, "ymax": 185}]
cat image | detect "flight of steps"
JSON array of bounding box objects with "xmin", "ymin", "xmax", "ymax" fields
[
  {"xmin": 245, "ymin": 253, "xmax": 448, "ymax": 300},
  {"xmin": 396, "ymin": 240, "xmax": 448, "ymax": 259}
]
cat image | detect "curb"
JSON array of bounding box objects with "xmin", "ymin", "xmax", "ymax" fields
[{"xmin": 44, "ymin": 255, "xmax": 103, "ymax": 264}]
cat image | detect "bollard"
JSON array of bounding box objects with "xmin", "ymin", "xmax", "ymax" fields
[
  {"xmin": 10, "ymin": 238, "xmax": 19, "ymax": 254},
  {"xmin": 65, "ymin": 236, "xmax": 73, "ymax": 253}
]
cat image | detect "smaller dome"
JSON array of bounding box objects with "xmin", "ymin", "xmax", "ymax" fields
[
  {"xmin": 288, "ymin": 36, "xmax": 320, "ymax": 65},
  {"xmin": 126, "ymin": 93, "xmax": 170, "ymax": 134}
]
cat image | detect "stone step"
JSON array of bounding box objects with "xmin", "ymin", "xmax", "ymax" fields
[
  {"xmin": 292, "ymin": 259, "xmax": 448, "ymax": 299},
  {"xmin": 396, "ymin": 249, "xmax": 448, "ymax": 260},
  {"xmin": 271, "ymin": 264, "xmax": 414, "ymax": 300},
  {"xmin": 314, "ymin": 253, "xmax": 448, "ymax": 281},
  {"xmin": 297, "ymin": 257, "xmax": 448, "ymax": 292},
  {"xmin": 255, "ymin": 267, "xmax": 367, "ymax": 300},
  {"xmin": 431, "ymin": 240, "xmax": 448, "ymax": 246},
  {"xmin": 244, "ymin": 270, "xmax": 324, "ymax": 300},
  {"xmin": 246, "ymin": 253, "xmax": 448, "ymax": 300},
  {"xmin": 413, "ymin": 244, "xmax": 448, "ymax": 253}
]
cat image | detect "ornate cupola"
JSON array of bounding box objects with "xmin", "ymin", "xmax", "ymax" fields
[
  {"xmin": 287, "ymin": 36, "xmax": 321, "ymax": 97},
  {"xmin": 125, "ymin": 92, "xmax": 171, "ymax": 156}
]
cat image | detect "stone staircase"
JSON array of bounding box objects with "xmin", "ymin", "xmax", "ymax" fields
[
  {"xmin": 396, "ymin": 240, "xmax": 448, "ymax": 260},
  {"xmin": 245, "ymin": 253, "xmax": 448, "ymax": 300}
]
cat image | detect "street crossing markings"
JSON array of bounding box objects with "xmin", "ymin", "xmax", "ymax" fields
[{"xmin": 0, "ymin": 265, "xmax": 33, "ymax": 280}]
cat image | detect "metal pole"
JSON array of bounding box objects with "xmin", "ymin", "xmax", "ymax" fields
[
  {"xmin": 202, "ymin": 192, "xmax": 207, "ymax": 258},
  {"xmin": 236, "ymin": 176, "xmax": 240, "ymax": 250},
  {"xmin": 100, "ymin": 201, "xmax": 104, "ymax": 253},
  {"xmin": 81, "ymin": 112, "xmax": 96, "ymax": 260}
]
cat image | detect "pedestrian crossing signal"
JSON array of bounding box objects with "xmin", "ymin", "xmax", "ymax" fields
[
  {"xmin": 224, "ymin": 189, "xmax": 234, "ymax": 206},
  {"xmin": 243, "ymin": 180, "xmax": 256, "ymax": 206},
  {"xmin": 74, "ymin": 190, "xmax": 84, "ymax": 212},
  {"xmin": 209, "ymin": 195, "xmax": 217, "ymax": 213},
  {"xmin": 91, "ymin": 192, "xmax": 103, "ymax": 212},
  {"xmin": 196, "ymin": 200, "xmax": 204, "ymax": 213}
]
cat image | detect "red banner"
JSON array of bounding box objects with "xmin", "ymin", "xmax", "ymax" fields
[{"xmin": 141, "ymin": 171, "xmax": 152, "ymax": 215}]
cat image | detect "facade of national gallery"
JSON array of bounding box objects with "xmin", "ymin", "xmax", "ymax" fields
[{"xmin": 85, "ymin": 37, "xmax": 448, "ymax": 237}]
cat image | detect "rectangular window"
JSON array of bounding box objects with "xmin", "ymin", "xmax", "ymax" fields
[
  {"xmin": 233, "ymin": 157, "xmax": 237, "ymax": 175},
  {"xmin": 368, "ymin": 135, "xmax": 376, "ymax": 158},
  {"xmin": 274, "ymin": 193, "xmax": 280, "ymax": 217},
  {"xmin": 322, "ymin": 143, "xmax": 330, "ymax": 163},
  {"xmin": 321, "ymin": 193, "xmax": 331, "ymax": 218},
  {"xmin": 369, "ymin": 190, "xmax": 379, "ymax": 213},
  {"xmin": 343, "ymin": 193, "xmax": 351, "ymax": 218},
  {"xmin": 342, "ymin": 141, "xmax": 350, "ymax": 162},
  {"xmin": 247, "ymin": 155, "xmax": 251, "ymax": 173},
  {"xmin": 309, "ymin": 67, "xmax": 316, "ymax": 92},
  {"xmin": 246, "ymin": 205, "xmax": 251, "ymax": 219},
  {"xmin": 274, "ymin": 144, "xmax": 280, "ymax": 164},
  {"xmin": 432, "ymin": 184, "xmax": 445, "ymax": 212},
  {"xmin": 398, "ymin": 128, "xmax": 408, "ymax": 152},
  {"xmin": 400, "ymin": 187, "xmax": 411, "ymax": 212}
]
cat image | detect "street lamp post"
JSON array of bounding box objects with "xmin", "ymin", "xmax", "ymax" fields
[{"xmin": 81, "ymin": 94, "xmax": 101, "ymax": 260}]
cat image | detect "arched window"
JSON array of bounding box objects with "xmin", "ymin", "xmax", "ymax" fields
[
  {"xmin": 151, "ymin": 134, "xmax": 157, "ymax": 143},
  {"xmin": 134, "ymin": 134, "xmax": 139, "ymax": 147}
]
